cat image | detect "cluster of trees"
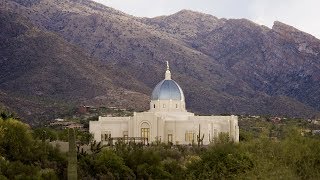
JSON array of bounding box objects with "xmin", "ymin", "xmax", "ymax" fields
[
  {"xmin": 32, "ymin": 127, "xmax": 93, "ymax": 145},
  {"xmin": 1, "ymin": 112, "xmax": 320, "ymax": 179},
  {"xmin": 75, "ymin": 129, "xmax": 320, "ymax": 179},
  {"xmin": 0, "ymin": 116, "xmax": 67, "ymax": 179}
]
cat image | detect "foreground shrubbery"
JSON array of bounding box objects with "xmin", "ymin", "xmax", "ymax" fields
[
  {"xmin": 1, "ymin": 115, "xmax": 320, "ymax": 179},
  {"xmin": 0, "ymin": 118, "xmax": 67, "ymax": 179},
  {"xmin": 76, "ymin": 132, "xmax": 320, "ymax": 179}
]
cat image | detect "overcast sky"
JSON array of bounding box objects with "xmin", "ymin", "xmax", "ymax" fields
[{"xmin": 93, "ymin": 0, "xmax": 320, "ymax": 39}]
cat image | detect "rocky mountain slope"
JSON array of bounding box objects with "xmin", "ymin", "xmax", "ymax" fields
[
  {"xmin": 1, "ymin": 0, "xmax": 320, "ymax": 124},
  {"xmin": 142, "ymin": 11, "xmax": 320, "ymax": 111},
  {"xmin": 0, "ymin": 4, "xmax": 149, "ymax": 124}
]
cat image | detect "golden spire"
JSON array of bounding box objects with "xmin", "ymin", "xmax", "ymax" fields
[{"xmin": 165, "ymin": 61, "xmax": 171, "ymax": 80}]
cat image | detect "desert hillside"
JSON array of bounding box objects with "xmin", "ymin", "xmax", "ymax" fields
[{"xmin": 1, "ymin": 0, "xmax": 320, "ymax": 124}]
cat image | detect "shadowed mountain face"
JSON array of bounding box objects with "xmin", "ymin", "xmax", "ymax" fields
[
  {"xmin": 0, "ymin": 4, "xmax": 149, "ymax": 124},
  {"xmin": 1, "ymin": 0, "xmax": 320, "ymax": 124}
]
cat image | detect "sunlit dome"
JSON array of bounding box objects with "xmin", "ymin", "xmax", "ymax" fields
[
  {"xmin": 151, "ymin": 61, "xmax": 185, "ymax": 101},
  {"xmin": 151, "ymin": 79, "xmax": 184, "ymax": 100}
]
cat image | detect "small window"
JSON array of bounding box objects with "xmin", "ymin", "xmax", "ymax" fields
[
  {"xmin": 185, "ymin": 131, "xmax": 194, "ymax": 142},
  {"xmin": 154, "ymin": 104, "xmax": 155, "ymax": 108},
  {"xmin": 176, "ymin": 104, "xmax": 178, "ymax": 108},
  {"xmin": 214, "ymin": 129, "xmax": 218, "ymax": 137},
  {"xmin": 123, "ymin": 131, "xmax": 128, "ymax": 141},
  {"xmin": 168, "ymin": 134, "xmax": 173, "ymax": 142},
  {"xmin": 163, "ymin": 104, "xmax": 166, "ymax": 108},
  {"xmin": 101, "ymin": 131, "xmax": 111, "ymax": 141}
]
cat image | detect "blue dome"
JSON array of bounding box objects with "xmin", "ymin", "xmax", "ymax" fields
[{"xmin": 151, "ymin": 80, "xmax": 184, "ymax": 100}]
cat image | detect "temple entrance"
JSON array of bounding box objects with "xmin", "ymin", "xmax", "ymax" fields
[{"xmin": 140, "ymin": 122, "xmax": 150, "ymax": 143}]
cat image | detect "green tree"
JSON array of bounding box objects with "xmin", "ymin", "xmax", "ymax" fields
[
  {"xmin": 0, "ymin": 118, "xmax": 33, "ymax": 161},
  {"xmin": 281, "ymin": 127, "xmax": 320, "ymax": 179},
  {"xmin": 77, "ymin": 131, "xmax": 93, "ymax": 145},
  {"xmin": 0, "ymin": 118, "xmax": 66, "ymax": 179},
  {"xmin": 123, "ymin": 147, "xmax": 172, "ymax": 179},
  {"xmin": 33, "ymin": 127, "xmax": 58, "ymax": 142},
  {"xmin": 95, "ymin": 149, "xmax": 135, "ymax": 179},
  {"xmin": 0, "ymin": 111, "xmax": 16, "ymax": 121},
  {"xmin": 187, "ymin": 143, "xmax": 254, "ymax": 179}
]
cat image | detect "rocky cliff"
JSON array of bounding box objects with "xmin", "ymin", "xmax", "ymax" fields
[{"xmin": 1, "ymin": 0, "xmax": 320, "ymax": 124}]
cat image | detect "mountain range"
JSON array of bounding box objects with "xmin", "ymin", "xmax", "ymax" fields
[{"xmin": 1, "ymin": 0, "xmax": 320, "ymax": 124}]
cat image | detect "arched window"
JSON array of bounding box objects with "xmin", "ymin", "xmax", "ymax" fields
[
  {"xmin": 176, "ymin": 104, "xmax": 178, "ymax": 108},
  {"xmin": 154, "ymin": 104, "xmax": 155, "ymax": 108},
  {"xmin": 141, "ymin": 122, "xmax": 150, "ymax": 141},
  {"xmin": 168, "ymin": 134, "xmax": 173, "ymax": 142}
]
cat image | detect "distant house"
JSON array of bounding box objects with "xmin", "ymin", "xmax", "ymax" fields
[
  {"xmin": 78, "ymin": 105, "xmax": 95, "ymax": 114},
  {"xmin": 67, "ymin": 123, "xmax": 84, "ymax": 129},
  {"xmin": 50, "ymin": 119, "xmax": 70, "ymax": 126},
  {"xmin": 78, "ymin": 106, "xmax": 89, "ymax": 114},
  {"xmin": 55, "ymin": 118, "xmax": 64, "ymax": 122},
  {"xmin": 270, "ymin": 117, "xmax": 282, "ymax": 123},
  {"xmin": 50, "ymin": 120, "xmax": 84, "ymax": 130},
  {"xmin": 311, "ymin": 119, "xmax": 320, "ymax": 125},
  {"xmin": 312, "ymin": 130, "xmax": 320, "ymax": 135}
]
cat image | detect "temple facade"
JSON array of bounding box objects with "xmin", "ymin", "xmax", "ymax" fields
[{"xmin": 89, "ymin": 62, "xmax": 239, "ymax": 145}]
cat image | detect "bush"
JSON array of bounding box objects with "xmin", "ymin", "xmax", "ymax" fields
[{"xmin": 187, "ymin": 143, "xmax": 254, "ymax": 179}]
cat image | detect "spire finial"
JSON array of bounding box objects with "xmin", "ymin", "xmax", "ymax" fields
[{"xmin": 165, "ymin": 61, "xmax": 171, "ymax": 80}]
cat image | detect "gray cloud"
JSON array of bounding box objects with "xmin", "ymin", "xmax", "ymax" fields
[{"xmin": 93, "ymin": 0, "xmax": 320, "ymax": 38}]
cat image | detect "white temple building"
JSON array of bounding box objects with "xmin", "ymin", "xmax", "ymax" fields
[{"xmin": 89, "ymin": 62, "xmax": 239, "ymax": 145}]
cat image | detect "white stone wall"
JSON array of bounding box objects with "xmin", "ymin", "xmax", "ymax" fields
[
  {"xmin": 149, "ymin": 100, "xmax": 186, "ymax": 112},
  {"xmin": 89, "ymin": 117, "xmax": 130, "ymax": 142},
  {"xmin": 189, "ymin": 115, "xmax": 239, "ymax": 143},
  {"xmin": 89, "ymin": 113, "xmax": 239, "ymax": 145}
]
